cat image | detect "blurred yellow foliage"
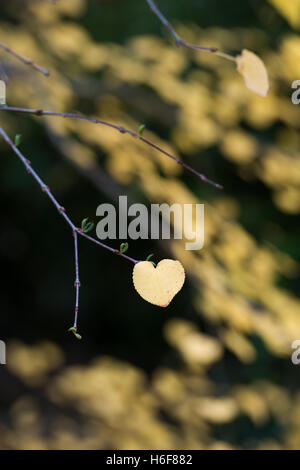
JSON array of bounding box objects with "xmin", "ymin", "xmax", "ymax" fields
[
  {"xmin": 268, "ymin": 0, "xmax": 300, "ymax": 29},
  {"xmin": 0, "ymin": 0, "xmax": 300, "ymax": 451}
]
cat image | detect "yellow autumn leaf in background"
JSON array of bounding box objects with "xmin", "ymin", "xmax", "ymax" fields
[
  {"xmin": 133, "ymin": 259, "xmax": 185, "ymax": 307},
  {"xmin": 268, "ymin": 0, "xmax": 300, "ymax": 29},
  {"xmin": 236, "ymin": 49, "xmax": 269, "ymax": 97}
]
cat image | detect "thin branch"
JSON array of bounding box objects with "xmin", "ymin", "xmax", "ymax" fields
[
  {"xmin": 0, "ymin": 61, "xmax": 9, "ymax": 84},
  {"xmin": 78, "ymin": 230, "xmax": 138, "ymax": 264},
  {"xmin": 0, "ymin": 42, "xmax": 50, "ymax": 77},
  {"xmin": 145, "ymin": 0, "xmax": 238, "ymax": 64},
  {"xmin": 0, "ymin": 124, "xmax": 141, "ymax": 263},
  {"xmin": 73, "ymin": 230, "xmax": 80, "ymax": 331},
  {"xmin": 0, "ymin": 125, "xmax": 139, "ymax": 334},
  {"xmin": 145, "ymin": 0, "xmax": 217, "ymax": 53},
  {"xmin": 0, "ymin": 106, "xmax": 223, "ymax": 189}
]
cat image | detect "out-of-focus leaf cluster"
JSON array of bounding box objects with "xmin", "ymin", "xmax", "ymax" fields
[{"xmin": 1, "ymin": 0, "xmax": 300, "ymax": 450}]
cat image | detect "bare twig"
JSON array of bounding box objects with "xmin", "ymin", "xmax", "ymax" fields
[
  {"xmin": 0, "ymin": 42, "xmax": 50, "ymax": 77},
  {"xmin": 0, "ymin": 125, "xmax": 139, "ymax": 334},
  {"xmin": 77, "ymin": 230, "xmax": 139, "ymax": 264},
  {"xmin": 0, "ymin": 106, "xmax": 223, "ymax": 189},
  {"xmin": 73, "ymin": 230, "xmax": 80, "ymax": 331},
  {"xmin": 0, "ymin": 61, "xmax": 9, "ymax": 84},
  {"xmin": 145, "ymin": 0, "xmax": 217, "ymax": 53},
  {"xmin": 145, "ymin": 0, "xmax": 238, "ymax": 64}
]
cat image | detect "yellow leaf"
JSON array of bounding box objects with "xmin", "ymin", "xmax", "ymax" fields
[
  {"xmin": 268, "ymin": 0, "xmax": 300, "ymax": 29},
  {"xmin": 236, "ymin": 49, "xmax": 269, "ymax": 97},
  {"xmin": 133, "ymin": 259, "xmax": 185, "ymax": 307}
]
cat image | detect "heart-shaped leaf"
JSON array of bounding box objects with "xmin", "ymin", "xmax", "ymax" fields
[{"xmin": 133, "ymin": 259, "xmax": 185, "ymax": 307}]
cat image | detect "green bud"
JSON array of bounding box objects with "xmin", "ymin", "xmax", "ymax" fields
[
  {"xmin": 68, "ymin": 326, "xmax": 82, "ymax": 340},
  {"xmin": 120, "ymin": 242, "xmax": 129, "ymax": 254},
  {"xmin": 81, "ymin": 218, "xmax": 94, "ymax": 233},
  {"xmin": 14, "ymin": 134, "xmax": 22, "ymax": 147},
  {"xmin": 138, "ymin": 124, "xmax": 146, "ymax": 137}
]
